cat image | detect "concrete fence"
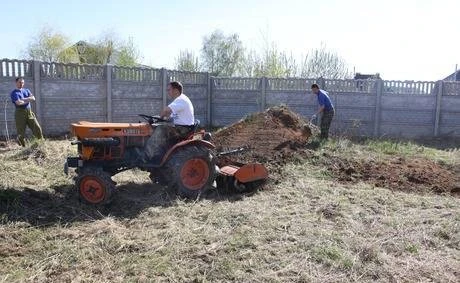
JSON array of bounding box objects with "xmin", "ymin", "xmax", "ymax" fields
[{"xmin": 1, "ymin": 58, "xmax": 459, "ymax": 138}]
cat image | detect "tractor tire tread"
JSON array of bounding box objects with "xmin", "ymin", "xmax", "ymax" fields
[
  {"xmin": 75, "ymin": 167, "xmax": 115, "ymax": 205},
  {"xmin": 164, "ymin": 145, "xmax": 216, "ymax": 199}
]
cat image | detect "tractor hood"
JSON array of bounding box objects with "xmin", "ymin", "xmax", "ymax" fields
[{"xmin": 71, "ymin": 121, "xmax": 153, "ymax": 139}]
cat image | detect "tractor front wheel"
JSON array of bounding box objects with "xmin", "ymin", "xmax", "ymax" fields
[{"xmin": 76, "ymin": 167, "xmax": 115, "ymax": 205}]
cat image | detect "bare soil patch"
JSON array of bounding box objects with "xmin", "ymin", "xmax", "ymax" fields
[{"xmin": 324, "ymin": 154, "xmax": 460, "ymax": 195}]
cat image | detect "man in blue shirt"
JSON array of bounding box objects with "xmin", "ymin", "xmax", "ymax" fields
[
  {"xmin": 311, "ymin": 83, "xmax": 334, "ymax": 140},
  {"xmin": 10, "ymin": 77, "xmax": 43, "ymax": 146}
]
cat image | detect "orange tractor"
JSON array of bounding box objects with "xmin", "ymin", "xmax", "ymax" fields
[{"xmin": 65, "ymin": 114, "xmax": 268, "ymax": 204}]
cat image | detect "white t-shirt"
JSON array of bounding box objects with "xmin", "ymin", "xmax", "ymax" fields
[{"xmin": 168, "ymin": 93, "xmax": 195, "ymax": 126}]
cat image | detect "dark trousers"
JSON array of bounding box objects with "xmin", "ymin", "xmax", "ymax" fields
[
  {"xmin": 15, "ymin": 108, "xmax": 43, "ymax": 146},
  {"xmin": 320, "ymin": 109, "xmax": 334, "ymax": 139},
  {"xmin": 144, "ymin": 124, "xmax": 193, "ymax": 161}
]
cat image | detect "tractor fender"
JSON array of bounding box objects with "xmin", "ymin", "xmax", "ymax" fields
[{"xmin": 160, "ymin": 139, "xmax": 215, "ymax": 166}]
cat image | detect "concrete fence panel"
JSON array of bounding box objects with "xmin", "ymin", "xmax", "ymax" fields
[{"xmin": 0, "ymin": 59, "xmax": 459, "ymax": 139}]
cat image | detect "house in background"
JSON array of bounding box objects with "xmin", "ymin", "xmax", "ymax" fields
[
  {"xmin": 353, "ymin": 73, "xmax": 381, "ymax": 92},
  {"xmin": 443, "ymin": 70, "xmax": 460, "ymax": 81},
  {"xmin": 73, "ymin": 41, "xmax": 120, "ymax": 65},
  {"xmin": 353, "ymin": 73, "xmax": 381, "ymax": 80},
  {"xmin": 62, "ymin": 40, "xmax": 146, "ymax": 67}
]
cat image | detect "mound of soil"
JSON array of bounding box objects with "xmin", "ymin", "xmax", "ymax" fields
[
  {"xmin": 325, "ymin": 154, "xmax": 460, "ymax": 195},
  {"xmin": 212, "ymin": 106, "xmax": 317, "ymax": 166}
]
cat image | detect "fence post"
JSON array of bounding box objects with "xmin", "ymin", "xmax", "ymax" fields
[
  {"xmin": 261, "ymin": 77, "xmax": 267, "ymax": 111},
  {"xmin": 331, "ymin": 92, "xmax": 338, "ymax": 135},
  {"xmin": 206, "ymin": 73, "xmax": 212, "ymax": 128},
  {"xmin": 106, "ymin": 64, "xmax": 112, "ymax": 122},
  {"xmin": 161, "ymin": 68, "xmax": 168, "ymax": 108},
  {"xmin": 373, "ymin": 79, "xmax": 383, "ymax": 137},
  {"xmin": 434, "ymin": 80, "xmax": 443, "ymax": 137},
  {"xmin": 32, "ymin": 60, "xmax": 43, "ymax": 126}
]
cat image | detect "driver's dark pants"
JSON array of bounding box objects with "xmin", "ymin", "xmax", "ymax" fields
[{"xmin": 144, "ymin": 125, "xmax": 193, "ymax": 163}]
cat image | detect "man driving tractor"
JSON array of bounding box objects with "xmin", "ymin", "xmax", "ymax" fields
[
  {"xmin": 66, "ymin": 80, "xmax": 268, "ymax": 203},
  {"xmin": 144, "ymin": 81, "xmax": 195, "ymax": 163}
]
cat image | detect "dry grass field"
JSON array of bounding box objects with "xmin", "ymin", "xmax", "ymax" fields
[{"xmin": 0, "ymin": 135, "xmax": 458, "ymax": 282}]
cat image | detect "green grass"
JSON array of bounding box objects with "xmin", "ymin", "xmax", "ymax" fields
[
  {"xmin": 312, "ymin": 137, "xmax": 460, "ymax": 167},
  {"xmin": 364, "ymin": 139, "xmax": 458, "ymax": 164},
  {"xmin": 0, "ymin": 138, "xmax": 459, "ymax": 282}
]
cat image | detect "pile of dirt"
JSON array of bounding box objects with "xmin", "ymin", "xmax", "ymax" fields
[
  {"xmin": 325, "ymin": 154, "xmax": 460, "ymax": 195},
  {"xmin": 212, "ymin": 106, "xmax": 317, "ymax": 166}
]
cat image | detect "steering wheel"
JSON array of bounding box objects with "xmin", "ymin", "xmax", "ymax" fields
[{"xmin": 138, "ymin": 114, "xmax": 167, "ymax": 124}]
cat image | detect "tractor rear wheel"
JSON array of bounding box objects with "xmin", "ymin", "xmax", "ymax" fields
[
  {"xmin": 76, "ymin": 167, "xmax": 115, "ymax": 205},
  {"xmin": 164, "ymin": 146, "xmax": 216, "ymax": 199}
]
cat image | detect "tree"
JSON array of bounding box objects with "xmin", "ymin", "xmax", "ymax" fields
[
  {"xmin": 117, "ymin": 37, "xmax": 140, "ymax": 66},
  {"xmin": 76, "ymin": 31, "xmax": 141, "ymax": 66},
  {"xmin": 300, "ymin": 44, "xmax": 351, "ymax": 79},
  {"xmin": 255, "ymin": 43, "xmax": 297, "ymax": 77},
  {"xmin": 25, "ymin": 27, "xmax": 141, "ymax": 66},
  {"xmin": 26, "ymin": 27, "xmax": 78, "ymax": 63},
  {"xmin": 201, "ymin": 30, "xmax": 244, "ymax": 76},
  {"xmin": 175, "ymin": 50, "xmax": 201, "ymax": 72},
  {"xmin": 240, "ymin": 50, "xmax": 258, "ymax": 77},
  {"xmin": 241, "ymin": 41, "xmax": 298, "ymax": 78},
  {"xmin": 94, "ymin": 31, "xmax": 117, "ymax": 65}
]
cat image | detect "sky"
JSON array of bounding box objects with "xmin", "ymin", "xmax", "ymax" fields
[{"xmin": 1, "ymin": 0, "xmax": 459, "ymax": 81}]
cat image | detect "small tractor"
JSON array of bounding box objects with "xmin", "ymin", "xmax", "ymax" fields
[{"xmin": 65, "ymin": 114, "xmax": 268, "ymax": 204}]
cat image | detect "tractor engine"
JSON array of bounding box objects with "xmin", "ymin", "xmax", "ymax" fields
[{"xmin": 66, "ymin": 121, "xmax": 152, "ymax": 169}]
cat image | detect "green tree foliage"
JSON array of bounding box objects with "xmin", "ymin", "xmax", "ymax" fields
[
  {"xmin": 193, "ymin": 30, "xmax": 352, "ymax": 78},
  {"xmin": 175, "ymin": 50, "xmax": 201, "ymax": 72},
  {"xmin": 26, "ymin": 27, "xmax": 78, "ymax": 63},
  {"xmin": 77, "ymin": 32, "xmax": 141, "ymax": 66},
  {"xmin": 246, "ymin": 42, "xmax": 297, "ymax": 77},
  {"xmin": 115, "ymin": 37, "xmax": 140, "ymax": 67},
  {"xmin": 26, "ymin": 27, "xmax": 141, "ymax": 66},
  {"xmin": 300, "ymin": 44, "xmax": 351, "ymax": 79},
  {"xmin": 201, "ymin": 30, "xmax": 244, "ymax": 76}
]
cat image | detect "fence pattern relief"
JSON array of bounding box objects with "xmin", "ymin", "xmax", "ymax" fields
[{"xmin": 0, "ymin": 59, "xmax": 32, "ymax": 78}]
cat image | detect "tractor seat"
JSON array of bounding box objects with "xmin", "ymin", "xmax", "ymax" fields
[{"xmin": 181, "ymin": 119, "xmax": 201, "ymax": 141}]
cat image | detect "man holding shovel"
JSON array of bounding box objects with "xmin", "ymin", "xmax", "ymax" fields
[{"xmin": 311, "ymin": 83, "xmax": 334, "ymax": 140}]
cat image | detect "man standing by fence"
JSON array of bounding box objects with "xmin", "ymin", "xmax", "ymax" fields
[
  {"xmin": 311, "ymin": 83, "xmax": 335, "ymax": 140},
  {"xmin": 10, "ymin": 77, "xmax": 43, "ymax": 146}
]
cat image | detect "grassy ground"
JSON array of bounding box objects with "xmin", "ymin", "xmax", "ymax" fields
[{"xmin": 0, "ymin": 138, "xmax": 459, "ymax": 282}]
